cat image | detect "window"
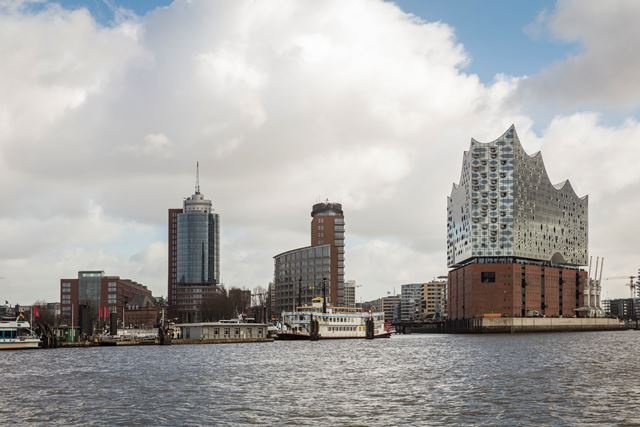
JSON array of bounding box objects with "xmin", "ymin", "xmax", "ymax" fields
[{"xmin": 481, "ymin": 272, "xmax": 496, "ymax": 283}]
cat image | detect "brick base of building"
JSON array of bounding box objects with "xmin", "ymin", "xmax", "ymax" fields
[{"xmin": 448, "ymin": 260, "xmax": 587, "ymax": 320}]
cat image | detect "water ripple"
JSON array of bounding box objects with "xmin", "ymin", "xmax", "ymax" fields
[{"xmin": 1, "ymin": 331, "xmax": 639, "ymax": 425}]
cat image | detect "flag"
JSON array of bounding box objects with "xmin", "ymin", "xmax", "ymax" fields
[{"xmin": 33, "ymin": 306, "xmax": 40, "ymax": 318}]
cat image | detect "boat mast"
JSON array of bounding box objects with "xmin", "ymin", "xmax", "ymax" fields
[{"xmin": 322, "ymin": 277, "xmax": 327, "ymax": 314}]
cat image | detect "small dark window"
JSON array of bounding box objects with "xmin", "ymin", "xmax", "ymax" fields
[{"xmin": 481, "ymin": 272, "xmax": 496, "ymax": 283}]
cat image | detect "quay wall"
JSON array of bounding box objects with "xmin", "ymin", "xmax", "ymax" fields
[
  {"xmin": 58, "ymin": 337, "xmax": 273, "ymax": 348},
  {"xmin": 445, "ymin": 317, "xmax": 626, "ymax": 333},
  {"xmin": 173, "ymin": 337, "xmax": 273, "ymax": 345}
]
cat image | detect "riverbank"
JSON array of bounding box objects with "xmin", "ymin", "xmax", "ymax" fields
[{"xmin": 57, "ymin": 337, "xmax": 273, "ymax": 348}]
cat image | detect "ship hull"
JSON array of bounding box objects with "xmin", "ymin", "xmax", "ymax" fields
[
  {"xmin": 0, "ymin": 340, "xmax": 40, "ymax": 350},
  {"xmin": 275, "ymin": 331, "xmax": 392, "ymax": 340}
]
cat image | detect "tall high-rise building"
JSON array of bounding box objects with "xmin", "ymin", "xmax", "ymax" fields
[
  {"xmin": 447, "ymin": 126, "xmax": 590, "ymax": 320},
  {"xmin": 168, "ymin": 164, "xmax": 221, "ymax": 322},
  {"xmin": 272, "ymin": 201, "xmax": 346, "ymax": 317},
  {"xmin": 310, "ymin": 202, "xmax": 345, "ymax": 306}
]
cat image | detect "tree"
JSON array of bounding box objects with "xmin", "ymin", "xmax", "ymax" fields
[
  {"xmin": 199, "ymin": 290, "xmax": 233, "ymax": 321},
  {"xmin": 32, "ymin": 300, "xmax": 57, "ymax": 327},
  {"xmin": 198, "ymin": 287, "xmax": 252, "ymax": 321},
  {"xmin": 250, "ymin": 286, "xmax": 268, "ymax": 323}
]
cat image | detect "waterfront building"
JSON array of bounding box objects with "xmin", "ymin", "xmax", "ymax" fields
[
  {"xmin": 310, "ymin": 202, "xmax": 346, "ymax": 306},
  {"xmin": 272, "ymin": 201, "xmax": 345, "ymax": 317},
  {"xmin": 273, "ymin": 244, "xmax": 332, "ymax": 314},
  {"xmin": 174, "ymin": 321, "xmax": 268, "ymax": 342},
  {"xmin": 605, "ymin": 298, "xmax": 639, "ymax": 320},
  {"xmin": 168, "ymin": 164, "xmax": 221, "ymax": 323},
  {"xmin": 400, "ymin": 283, "xmax": 422, "ymax": 321},
  {"xmin": 447, "ymin": 126, "xmax": 590, "ymax": 320},
  {"xmin": 344, "ymin": 280, "xmax": 356, "ymax": 307},
  {"xmin": 381, "ymin": 295, "xmax": 401, "ymax": 323},
  {"xmin": 363, "ymin": 295, "xmax": 400, "ymax": 323},
  {"xmin": 422, "ymin": 279, "xmax": 447, "ymax": 319},
  {"xmin": 60, "ymin": 271, "xmax": 158, "ymax": 331}
]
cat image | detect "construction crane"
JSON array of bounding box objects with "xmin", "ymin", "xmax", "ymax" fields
[
  {"xmin": 626, "ymin": 276, "xmax": 637, "ymax": 300},
  {"xmin": 608, "ymin": 276, "xmax": 638, "ymax": 299}
]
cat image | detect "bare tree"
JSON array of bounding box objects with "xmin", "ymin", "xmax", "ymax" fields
[
  {"xmin": 32, "ymin": 300, "xmax": 57, "ymax": 327},
  {"xmin": 198, "ymin": 287, "xmax": 252, "ymax": 321}
]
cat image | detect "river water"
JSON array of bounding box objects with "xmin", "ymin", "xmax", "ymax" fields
[{"xmin": 2, "ymin": 331, "xmax": 639, "ymax": 425}]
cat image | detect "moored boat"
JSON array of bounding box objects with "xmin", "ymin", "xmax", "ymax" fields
[
  {"xmin": 0, "ymin": 318, "xmax": 40, "ymax": 350},
  {"xmin": 276, "ymin": 298, "xmax": 391, "ymax": 340}
]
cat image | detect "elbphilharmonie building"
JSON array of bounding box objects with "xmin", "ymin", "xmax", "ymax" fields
[{"xmin": 447, "ymin": 126, "xmax": 593, "ymax": 320}]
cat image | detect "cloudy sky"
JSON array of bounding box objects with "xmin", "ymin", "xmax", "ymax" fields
[{"xmin": 1, "ymin": 0, "xmax": 639, "ymax": 304}]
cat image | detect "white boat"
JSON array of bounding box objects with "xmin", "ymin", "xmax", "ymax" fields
[
  {"xmin": 277, "ymin": 298, "xmax": 391, "ymax": 340},
  {"xmin": 0, "ymin": 318, "xmax": 40, "ymax": 350}
]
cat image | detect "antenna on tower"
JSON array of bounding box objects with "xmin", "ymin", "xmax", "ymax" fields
[{"xmin": 195, "ymin": 161, "xmax": 200, "ymax": 194}]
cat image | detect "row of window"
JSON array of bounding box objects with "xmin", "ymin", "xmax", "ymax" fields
[
  {"xmin": 208, "ymin": 327, "xmax": 264, "ymax": 337},
  {"xmin": 328, "ymin": 326, "xmax": 360, "ymax": 332},
  {"xmin": 0, "ymin": 330, "xmax": 17, "ymax": 339}
]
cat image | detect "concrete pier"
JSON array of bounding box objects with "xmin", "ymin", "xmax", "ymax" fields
[{"xmin": 445, "ymin": 317, "xmax": 627, "ymax": 333}]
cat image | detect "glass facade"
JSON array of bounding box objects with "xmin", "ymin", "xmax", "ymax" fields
[
  {"xmin": 177, "ymin": 211, "xmax": 219, "ymax": 284},
  {"xmin": 400, "ymin": 283, "xmax": 423, "ymax": 321},
  {"xmin": 78, "ymin": 271, "xmax": 103, "ymax": 307},
  {"xmin": 447, "ymin": 125, "xmax": 588, "ymax": 267},
  {"xmin": 273, "ymin": 244, "xmax": 332, "ymax": 314}
]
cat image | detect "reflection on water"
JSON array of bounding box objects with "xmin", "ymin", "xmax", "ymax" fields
[{"xmin": 1, "ymin": 331, "xmax": 639, "ymax": 425}]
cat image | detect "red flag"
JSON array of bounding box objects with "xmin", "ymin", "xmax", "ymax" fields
[{"xmin": 33, "ymin": 306, "xmax": 40, "ymax": 318}]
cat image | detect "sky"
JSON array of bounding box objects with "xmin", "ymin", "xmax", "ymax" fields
[{"xmin": 1, "ymin": 0, "xmax": 639, "ymax": 305}]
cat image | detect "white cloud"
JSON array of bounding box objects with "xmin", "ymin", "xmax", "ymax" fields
[
  {"xmin": 517, "ymin": 0, "xmax": 640, "ymax": 111},
  {"xmin": 0, "ymin": 0, "xmax": 637, "ymax": 304},
  {"xmin": 534, "ymin": 114, "xmax": 640, "ymax": 297},
  {"xmin": 120, "ymin": 133, "xmax": 174, "ymax": 159},
  {"xmin": 0, "ymin": 3, "xmax": 141, "ymax": 147}
]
